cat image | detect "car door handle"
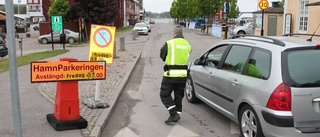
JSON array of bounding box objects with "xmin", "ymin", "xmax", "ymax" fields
[
  {"xmin": 232, "ymin": 79, "xmax": 239, "ymax": 86},
  {"xmin": 208, "ymin": 72, "xmax": 213, "ymax": 78}
]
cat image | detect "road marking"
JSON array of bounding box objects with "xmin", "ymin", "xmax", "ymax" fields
[
  {"xmin": 113, "ymin": 127, "xmax": 139, "ymax": 137},
  {"xmin": 167, "ymin": 124, "xmax": 199, "ymax": 137}
]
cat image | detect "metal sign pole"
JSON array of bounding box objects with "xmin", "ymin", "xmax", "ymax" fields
[
  {"xmin": 261, "ymin": 10, "xmax": 264, "ymax": 36},
  {"xmin": 5, "ymin": 0, "xmax": 23, "ymax": 136},
  {"xmin": 95, "ymin": 80, "xmax": 101, "ymax": 101},
  {"xmin": 50, "ymin": 16, "xmax": 54, "ymax": 50}
]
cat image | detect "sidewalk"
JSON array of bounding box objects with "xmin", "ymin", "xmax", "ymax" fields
[{"xmin": 0, "ymin": 32, "xmax": 148, "ymax": 137}]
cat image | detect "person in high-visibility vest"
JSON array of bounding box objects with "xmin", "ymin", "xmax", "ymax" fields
[{"xmin": 160, "ymin": 26, "xmax": 192, "ymax": 125}]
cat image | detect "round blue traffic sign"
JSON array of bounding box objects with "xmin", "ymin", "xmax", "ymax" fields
[{"xmin": 93, "ymin": 28, "xmax": 113, "ymax": 47}]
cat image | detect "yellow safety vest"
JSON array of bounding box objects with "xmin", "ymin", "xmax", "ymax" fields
[{"xmin": 163, "ymin": 38, "xmax": 192, "ymax": 77}]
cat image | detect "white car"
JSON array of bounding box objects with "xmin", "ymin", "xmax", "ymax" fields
[
  {"xmin": 230, "ymin": 22, "xmax": 254, "ymax": 35},
  {"xmin": 133, "ymin": 23, "xmax": 148, "ymax": 35}
]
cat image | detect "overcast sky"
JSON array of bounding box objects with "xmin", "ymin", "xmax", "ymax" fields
[
  {"xmin": 1, "ymin": 0, "xmax": 279, "ymax": 13},
  {"xmin": 143, "ymin": 0, "xmax": 280, "ymax": 13}
]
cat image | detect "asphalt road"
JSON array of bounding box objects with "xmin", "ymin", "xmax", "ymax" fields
[{"xmin": 101, "ymin": 23, "xmax": 240, "ymax": 137}]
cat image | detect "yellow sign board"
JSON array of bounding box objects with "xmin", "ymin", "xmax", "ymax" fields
[
  {"xmin": 89, "ymin": 24, "xmax": 116, "ymax": 64},
  {"xmin": 31, "ymin": 61, "xmax": 106, "ymax": 83},
  {"xmin": 259, "ymin": 0, "xmax": 269, "ymax": 10}
]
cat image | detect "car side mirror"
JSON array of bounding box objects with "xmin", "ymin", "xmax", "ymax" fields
[{"xmin": 194, "ymin": 59, "xmax": 202, "ymax": 65}]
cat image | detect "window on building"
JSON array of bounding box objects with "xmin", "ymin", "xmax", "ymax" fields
[
  {"xmin": 28, "ymin": 0, "xmax": 40, "ymax": 4},
  {"xmin": 298, "ymin": 0, "xmax": 309, "ymax": 33}
]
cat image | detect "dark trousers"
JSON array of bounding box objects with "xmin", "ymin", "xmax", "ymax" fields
[{"xmin": 160, "ymin": 76, "xmax": 187, "ymax": 115}]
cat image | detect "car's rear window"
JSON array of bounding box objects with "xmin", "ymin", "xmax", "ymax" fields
[
  {"xmin": 283, "ymin": 48, "xmax": 320, "ymax": 87},
  {"xmin": 135, "ymin": 24, "xmax": 146, "ymax": 27}
]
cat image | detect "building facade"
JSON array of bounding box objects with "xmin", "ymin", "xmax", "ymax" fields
[
  {"xmin": 284, "ymin": 0, "xmax": 320, "ymax": 35},
  {"xmin": 253, "ymin": 1, "xmax": 283, "ymax": 36},
  {"xmin": 26, "ymin": 0, "xmax": 45, "ymax": 23},
  {"xmin": 116, "ymin": 0, "xmax": 144, "ymax": 28}
]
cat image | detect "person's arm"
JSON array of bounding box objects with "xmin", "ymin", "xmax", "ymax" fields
[{"xmin": 160, "ymin": 42, "xmax": 168, "ymax": 62}]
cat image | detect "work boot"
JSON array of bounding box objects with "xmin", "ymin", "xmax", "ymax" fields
[{"xmin": 165, "ymin": 113, "xmax": 180, "ymax": 125}]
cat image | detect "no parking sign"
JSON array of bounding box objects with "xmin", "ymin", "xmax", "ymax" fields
[{"xmin": 89, "ymin": 24, "xmax": 116, "ymax": 64}]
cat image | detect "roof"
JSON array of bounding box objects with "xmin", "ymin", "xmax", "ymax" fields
[
  {"xmin": 14, "ymin": 14, "xmax": 30, "ymax": 19},
  {"xmin": 306, "ymin": 1, "xmax": 320, "ymax": 6},
  {"xmin": 252, "ymin": 7, "xmax": 284, "ymax": 14},
  {"xmin": 0, "ymin": 11, "xmax": 30, "ymax": 20}
]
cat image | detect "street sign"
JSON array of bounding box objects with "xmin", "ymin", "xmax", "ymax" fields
[
  {"xmin": 89, "ymin": 24, "xmax": 116, "ymax": 64},
  {"xmin": 259, "ymin": 0, "xmax": 269, "ymax": 10},
  {"xmin": 51, "ymin": 15, "xmax": 63, "ymax": 31},
  {"xmin": 224, "ymin": 2, "xmax": 230, "ymax": 13},
  {"xmin": 30, "ymin": 61, "xmax": 106, "ymax": 83}
]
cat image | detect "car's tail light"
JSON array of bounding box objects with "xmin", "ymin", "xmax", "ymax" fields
[
  {"xmin": 266, "ymin": 83, "xmax": 291, "ymax": 111},
  {"xmin": 317, "ymin": 44, "xmax": 320, "ymax": 48}
]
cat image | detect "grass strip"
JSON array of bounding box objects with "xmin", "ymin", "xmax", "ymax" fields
[{"xmin": 0, "ymin": 49, "xmax": 69, "ymax": 73}]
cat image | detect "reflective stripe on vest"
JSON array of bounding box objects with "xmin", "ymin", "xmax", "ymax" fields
[{"xmin": 163, "ymin": 70, "xmax": 188, "ymax": 77}]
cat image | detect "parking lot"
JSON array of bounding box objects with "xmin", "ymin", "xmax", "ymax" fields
[{"xmin": 4, "ymin": 25, "xmax": 70, "ymax": 58}]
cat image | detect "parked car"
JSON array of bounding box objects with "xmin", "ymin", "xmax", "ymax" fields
[
  {"xmin": 0, "ymin": 36, "xmax": 7, "ymax": 58},
  {"xmin": 185, "ymin": 34, "xmax": 320, "ymax": 137},
  {"xmin": 38, "ymin": 29, "xmax": 79, "ymax": 44},
  {"xmin": 230, "ymin": 22, "xmax": 253, "ymax": 35},
  {"xmin": 132, "ymin": 23, "xmax": 148, "ymax": 35},
  {"xmin": 144, "ymin": 21, "xmax": 151, "ymax": 32},
  {"xmin": 33, "ymin": 24, "xmax": 39, "ymax": 31},
  {"xmin": 149, "ymin": 20, "xmax": 155, "ymax": 24}
]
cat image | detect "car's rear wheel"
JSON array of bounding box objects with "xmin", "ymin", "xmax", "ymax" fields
[
  {"xmin": 41, "ymin": 38, "xmax": 48, "ymax": 44},
  {"xmin": 185, "ymin": 76, "xmax": 199, "ymax": 103},
  {"xmin": 239, "ymin": 105, "xmax": 264, "ymax": 137},
  {"xmin": 68, "ymin": 38, "xmax": 75, "ymax": 44}
]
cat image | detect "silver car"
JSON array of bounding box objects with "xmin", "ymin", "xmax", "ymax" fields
[
  {"xmin": 186, "ymin": 35, "xmax": 320, "ymax": 137},
  {"xmin": 133, "ymin": 23, "xmax": 148, "ymax": 35},
  {"xmin": 230, "ymin": 22, "xmax": 253, "ymax": 35},
  {"xmin": 38, "ymin": 29, "xmax": 79, "ymax": 44}
]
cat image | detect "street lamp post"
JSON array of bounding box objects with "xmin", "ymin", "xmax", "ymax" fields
[{"xmin": 18, "ymin": 0, "xmax": 21, "ymax": 14}]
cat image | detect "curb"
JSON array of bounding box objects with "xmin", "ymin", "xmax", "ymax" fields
[
  {"xmin": 89, "ymin": 51, "xmax": 142, "ymax": 137},
  {"xmin": 125, "ymin": 37, "xmax": 149, "ymax": 44}
]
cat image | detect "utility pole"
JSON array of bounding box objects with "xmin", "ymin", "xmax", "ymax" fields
[
  {"xmin": 124, "ymin": 0, "xmax": 127, "ymax": 27},
  {"xmin": 5, "ymin": 0, "xmax": 23, "ymax": 136},
  {"xmin": 18, "ymin": 0, "xmax": 21, "ymax": 14}
]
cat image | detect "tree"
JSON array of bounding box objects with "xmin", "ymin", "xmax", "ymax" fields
[
  {"xmin": 170, "ymin": 0, "xmax": 178, "ymax": 18},
  {"xmin": 279, "ymin": 0, "xmax": 284, "ymax": 8},
  {"xmin": 196, "ymin": 0, "xmax": 223, "ymax": 22},
  {"xmin": 227, "ymin": 0, "xmax": 240, "ymax": 19},
  {"xmin": 48, "ymin": 0, "xmax": 70, "ymax": 22},
  {"xmin": 69, "ymin": 0, "xmax": 119, "ymax": 25}
]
